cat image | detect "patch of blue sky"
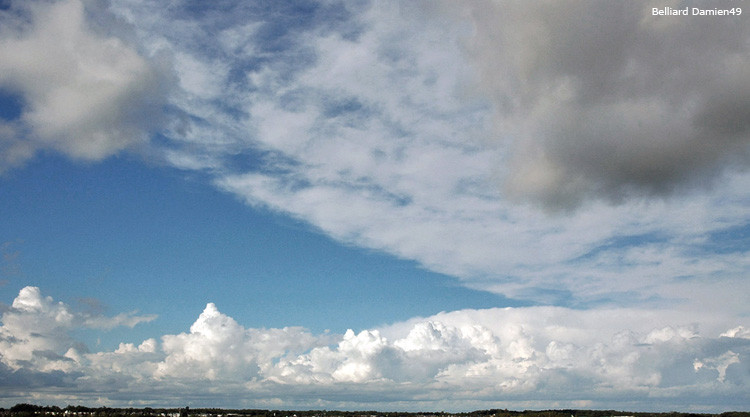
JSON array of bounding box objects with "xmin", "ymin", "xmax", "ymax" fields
[
  {"xmin": 573, "ymin": 232, "xmax": 669, "ymax": 263},
  {"xmin": 578, "ymin": 290, "xmax": 675, "ymax": 310},
  {"xmin": 514, "ymin": 286, "xmax": 577, "ymax": 307},
  {"xmin": 702, "ymin": 222, "xmax": 750, "ymax": 255},
  {"xmin": 221, "ymin": 148, "xmax": 294, "ymax": 176},
  {"xmin": 321, "ymin": 95, "xmax": 367, "ymax": 120},
  {"xmin": 332, "ymin": 177, "xmax": 413, "ymax": 208},
  {"xmin": 0, "ymin": 1, "xmax": 28, "ymax": 25},
  {"xmin": 513, "ymin": 281, "xmax": 668, "ymax": 309},
  {"xmin": 181, "ymin": 0, "xmax": 358, "ymax": 56},
  {"xmin": 0, "ymin": 153, "xmax": 520, "ymax": 351},
  {"xmin": 276, "ymin": 87, "xmax": 316, "ymax": 113},
  {"xmin": 0, "ymin": 88, "xmax": 22, "ymax": 121},
  {"xmin": 252, "ymin": 0, "xmax": 363, "ymax": 40},
  {"xmin": 143, "ymin": 2, "xmax": 338, "ymax": 82},
  {"xmin": 452, "ymin": 177, "xmax": 501, "ymax": 201}
]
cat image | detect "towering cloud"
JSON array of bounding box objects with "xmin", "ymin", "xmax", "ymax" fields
[{"xmin": 1, "ymin": 287, "xmax": 750, "ymax": 410}]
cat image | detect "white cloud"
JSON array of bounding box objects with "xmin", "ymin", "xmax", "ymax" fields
[
  {"xmin": 2, "ymin": 287, "xmax": 750, "ymax": 411},
  {"xmin": 156, "ymin": 303, "xmax": 261, "ymax": 381},
  {"xmin": 694, "ymin": 351, "xmax": 740, "ymax": 384},
  {"xmin": 0, "ymin": 287, "xmax": 155, "ymax": 373},
  {"xmin": 722, "ymin": 326, "xmax": 750, "ymax": 339},
  {"xmin": 1, "ymin": 286, "xmax": 76, "ymax": 369},
  {"xmin": 154, "ymin": 302, "xmax": 327, "ymax": 383}
]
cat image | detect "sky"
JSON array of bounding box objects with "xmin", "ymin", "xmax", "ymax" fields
[{"xmin": 1, "ymin": 0, "xmax": 750, "ymax": 412}]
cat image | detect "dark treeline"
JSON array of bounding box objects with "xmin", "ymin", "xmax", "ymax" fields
[{"xmin": 1, "ymin": 405, "xmax": 749, "ymax": 417}]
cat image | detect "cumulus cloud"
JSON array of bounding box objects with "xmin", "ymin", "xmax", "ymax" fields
[
  {"xmin": 0, "ymin": 287, "xmax": 155, "ymax": 373},
  {"xmin": 2, "ymin": 287, "xmax": 750, "ymax": 411},
  {"xmin": 0, "ymin": 0, "xmax": 167, "ymax": 172},
  {"xmin": 154, "ymin": 303, "xmax": 324, "ymax": 382},
  {"xmin": 456, "ymin": 0, "xmax": 750, "ymax": 209}
]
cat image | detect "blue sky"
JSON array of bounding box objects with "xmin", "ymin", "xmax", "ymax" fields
[
  {"xmin": 0, "ymin": 153, "xmax": 519, "ymax": 349},
  {"xmin": 1, "ymin": 0, "xmax": 750, "ymax": 412}
]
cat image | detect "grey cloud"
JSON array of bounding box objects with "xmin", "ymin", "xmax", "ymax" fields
[
  {"xmin": 83, "ymin": 311, "xmax": 157, "ymax": 330},
  {"xmin": 0, "ymin": 361, "xmax": 80, "ymax": 389},
  {"xmin": 0, "ymin": 0, "xmax": 169, "ymax": 173},
  {"xmin": 459, "ymin": 0, "xmax": 750, "ymax": 209}
]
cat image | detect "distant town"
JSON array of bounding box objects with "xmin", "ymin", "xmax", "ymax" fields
[{"xmin": 1, "ymin": 405, "xmax": 749, "ymax": 417}]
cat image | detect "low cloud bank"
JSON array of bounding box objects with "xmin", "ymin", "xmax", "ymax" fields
[{"xmin": 2, "ymin": 287, "xmax": 749, "ymax": 411}]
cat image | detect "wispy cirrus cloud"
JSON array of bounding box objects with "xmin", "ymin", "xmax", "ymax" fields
[{"xmin": 94, "ymin": 0, "xmax": 750, "ymax": 311}]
